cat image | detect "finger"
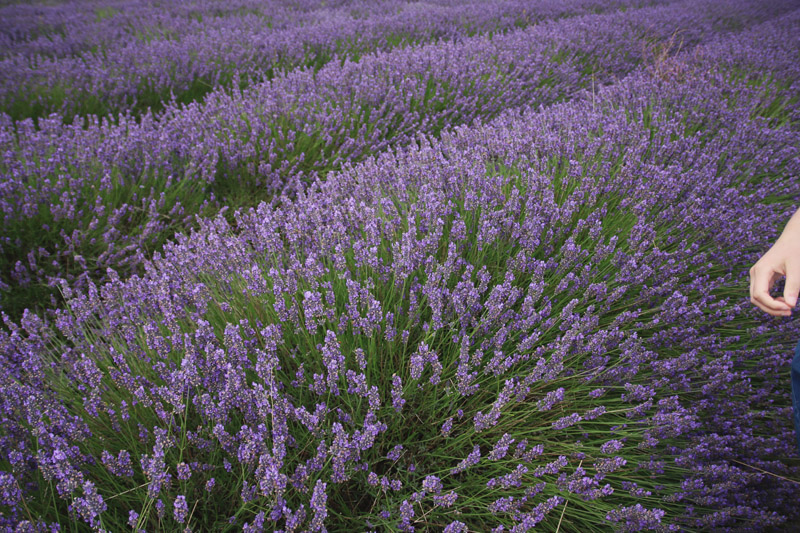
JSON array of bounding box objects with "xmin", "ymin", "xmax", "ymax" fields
[
  {"xmin": 749, "ymin": 267, "xmax": 782, "ymax": 303},
  {"xmin": 751, "ymin": 299, "xmax": 791, "ymax": 316},
  {"xmin": 751, "ymin": 267, "xmax": 791, "ymax": 313},
  {"xmin": 749, "ymin": 267, "xmax": 781, "ymax": 299},
  {"xmin": 751, "ymin": 296, "xmax": 791, "ymax": 316},
  {"xmin": 775, "ymin": 296, "xmax": 794, "ymax": 312},
  {"xmin": 783, "ymin": 261, "xmax": 800, "ymax": 308},
  {"xmin": 751, "ymin": 289, "xmax": 790, "ymax": 313}
]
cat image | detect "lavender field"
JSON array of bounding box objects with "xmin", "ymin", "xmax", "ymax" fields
[{"xmin": 1, "ymin": 0, "xmax": 800, "ymax": 531}]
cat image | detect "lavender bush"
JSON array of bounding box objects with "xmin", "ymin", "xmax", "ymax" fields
[
  {"xmin": 3, "ymin": 0, "xmax": 796, "ymax": 320},
  {"xmin": 0, "ymin": 0, "xmax": 655, "ymax": 122},
  {"xmin": 1, "ymin": 8, "xmax": 799, "ymax": 531},
  {"xmin": 0, "ymin": 0, "xmax": 411, "ymax": 56}
]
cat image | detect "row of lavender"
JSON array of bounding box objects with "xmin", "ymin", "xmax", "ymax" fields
[
  {"xmin": 0, "ymin": 0, "xmax": 412, "ymax": 119},
  {"xmin": 2, "ymin": 0, "xmax": 796, "ymax": 320},
  {"xmin": 0, "ymin": 0, "xmax": 651, "ymax": 122},
  {"xmin": 0, "ymin": 0, "xmax": 325, "ymax": 48},
  {"xmin": 0, "ymin": 0, "xmax": 457, "ymax": 54},
  {"xmin": 2, "ymin": 9, "xmax": 798, "ymax": 531}
]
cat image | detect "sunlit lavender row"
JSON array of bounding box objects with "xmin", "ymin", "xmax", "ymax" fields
[
  {"xmin": 3, "ymin": 0, "xmax": 797, "ymax": 321},
  {"xmin": 0, "ymin": 0, "xmax": 656, "ymax": 122},
  {"xmin": 1, "ymin": 4, "xmax": 799, "ymax": 530}
]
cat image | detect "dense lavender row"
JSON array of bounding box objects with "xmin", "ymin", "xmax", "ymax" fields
[
  {"xmin": 2, "ymin": 10, "xmax": 798, "ymax": 531},
  {"xmin": 2, "ymin": 0, "xmax": 796, "ymax": 320},
  {"xmin": 0, "ymin": 0, "xmax": 651, "ymax": 122},
  {"xmin": 0, "ymin": 0, "xmax": 404, "ymax": 119},
  {"xmin": 0, "ymin": 0, "xmax": 363, "ymax": 48}
]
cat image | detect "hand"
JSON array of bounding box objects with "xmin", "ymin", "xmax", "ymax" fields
[{"xmin": 750, "ymin": 210, "xmax": 800, "ymax": 317}]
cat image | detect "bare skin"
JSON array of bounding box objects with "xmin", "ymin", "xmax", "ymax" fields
[{"xmin": 750, "ymin": 208, "xmax": 800, "ymax": 317}]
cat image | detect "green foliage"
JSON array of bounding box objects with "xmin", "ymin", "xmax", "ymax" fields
[{"xmin": 94, "ymin": 7, "xmax": 118, "ymax": 22}]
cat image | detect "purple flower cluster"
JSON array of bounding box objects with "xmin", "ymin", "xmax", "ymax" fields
[
  {"xmin": 451, "ymin": 445, "xmax": 482, "ymax": 475},
  {"xmin": 605, "ymin": 504, "xmax": 670, "ymax": 532},
  {"xmin": 536, "ymin": 387, "xmax": 565, "ymax": 411},
  {"xmin": 398, "ymin": 499, "xmax": 415, "ymax": 532},
  {"xmin": 488, "ymin": 433, "xmax": 514, "ymax": 461},
  {"xmin": 422, "ymin": 475, "xmax": 442, "ymax": 494},
  {"xmin": 0, "ymin": 2, "xmax": 799, "ymax": 531},
  {"xmin": 173, "ymin": 494, "xmax": 188, "ymax": 524},
  {"xmin": 309, "ymin": 480, "xmax": 327, "ymax": 532},
  {"xmin": 390, "ymin": 374, "xmax": 405, "ymax": 412},
  {"xmin": 443, "ymin": 521, "xmax": 467, "ymax": 533}
]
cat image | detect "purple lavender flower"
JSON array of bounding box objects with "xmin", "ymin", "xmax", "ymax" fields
[
  {"xmin": 286, "ymin": 504, "xmax": 307, "ymax": 532},
  {"xmin": 174, "ymin": 495, "xmax": 188, "ymax": 524},
  {"xmin": 583, "ymin": 405, "xmax": 606, "ymax": 420},
  {"xmin": 489, "ymin": 495, "xmax": 518, "ymax": 514},
  {"xmin": 422, "ymin": 475, "xmax": 442, "ymax": 494},
  {"xmin": 409, "ymin": 344, "xmax": 426, "ymax": 381},
  {"xmin": 488, "ymin": 433, "xmax": 515, "ymax": 461},
  {"xmin": 309, "ymin": 480, "xmax": 327, "ymax": 532},
  {"xmin": 71, "ymin": 481, "xmax": 106, "ymax": 529},
  {"xmin": 443, "ymin": 521, "xmax": 467, "ymax": 533},
  {"xmin": 605, "ymin": 504, "xmax": 668, "ymax": 531},
  {"xmin": 600, "ymin": 439, "xmax": 624, "ymax": 454},
  {"xmin": 125, "ymin": 509, "xmax": 139, "ymax": 529},
  {"xmin": 387, "ymin": 444, "xmax": 404, "ymax": 461},
  {"xmin": 441, "ymin": 417, "xmax": 454, "ymax": 437},
  {"xmin": 176, "ymin": 462, "xmax": 191, "ymax": 481},
  {"xmin": 487, "ymin": 464, "xmax": 528, "ymax": 489},
  {"xmin": 552, "ymin": 412, "xmax": 583, "ymax": 430},
  {"xmin": 433, "ymin": 491, "xmax": 459, "ymax": 508},
  {"xmin": 451, "ymin": 445, "xmax": 481, "ymax": 475},
  {"xmin": 391, "ymin": 374, "xmax": 405, "ymax": 412},
  {"xmin": 100, "ymin": 449, "xmax": 134, "ymax": 477},
  {"xmin": 536, "ymin": 387, "xmax": 565, "ymax": 411},
  {"xmin": 398, "ymin": 500, "xmax": 415, "ymax": 532},
  {"xmin": 321, "ymin": 331, "xmax": 345, "ymax": 396},
  {"xmin": 155, "ymin": 499, "xmax": 165, "ymax": 520}
]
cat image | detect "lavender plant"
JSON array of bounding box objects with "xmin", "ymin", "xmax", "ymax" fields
[
  {"xmin": 3, "ymin": 0, "xmax": 795, "ymax": 320},
  {"xmin": 1, "ymin": 10, "xmax": 799, "ymax": 531},
  {"xmin": 0, "ymin": 0, "xmax": 655, "ymax": 123}
]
